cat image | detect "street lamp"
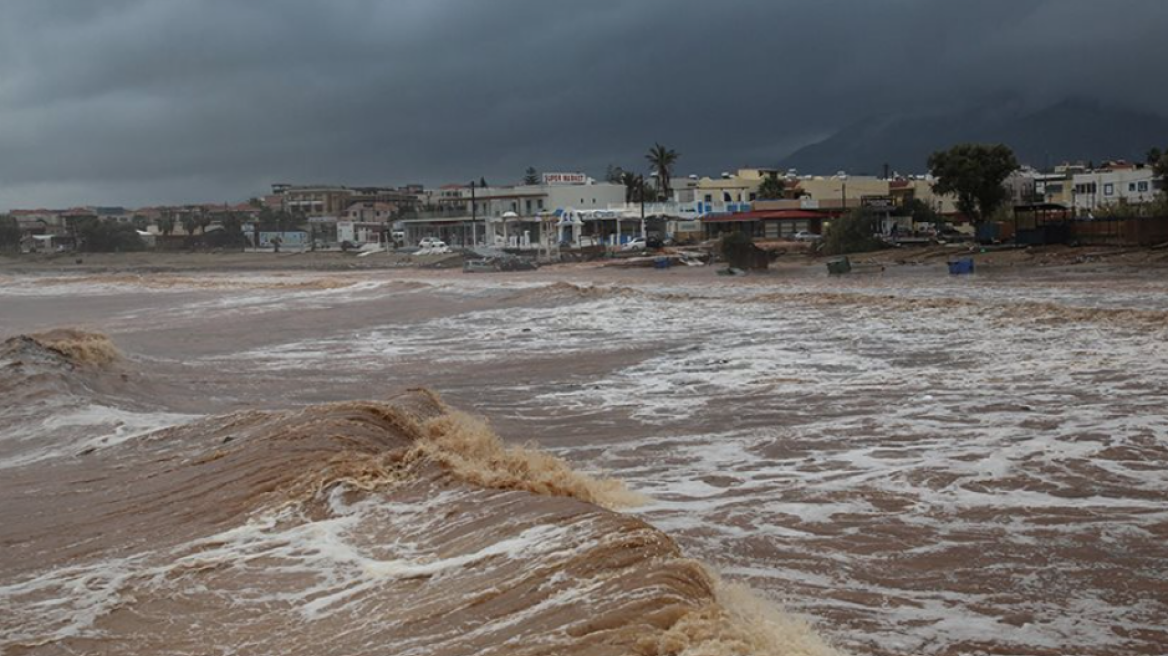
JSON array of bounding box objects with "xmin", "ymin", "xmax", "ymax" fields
[{"xmin": 470, "ymin": 180, "xmax": 477, "ymax": 247}]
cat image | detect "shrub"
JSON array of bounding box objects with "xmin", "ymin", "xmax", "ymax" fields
[
  {"xmin": 719, "ymin": 230, "xmax": 754, "ymax": 260},
  {"xmin": 822, "ymin": 209, "xmax": 884, "ymax": 255},
  {"xmin": 76, "ymin": 219, "xmax": 146, "ymax": 252}
]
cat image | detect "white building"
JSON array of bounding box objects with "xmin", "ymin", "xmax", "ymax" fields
[
  {"xmin": 1071, "ymin": 165, "xmax": 1159, "ymax": 213},
  {"xmin": 401, "ymin": 175, "xmax": 626, "ymax": 248}
]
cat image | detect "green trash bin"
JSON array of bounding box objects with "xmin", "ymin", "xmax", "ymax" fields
[{"xmin": 827, "ymin": 257, "xmax": 852, "ymax": 275}]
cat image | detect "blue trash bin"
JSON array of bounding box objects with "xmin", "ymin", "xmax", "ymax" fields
[{"xmin": 948, "ymin": 258, "xmax": 974, "ymax": 275}]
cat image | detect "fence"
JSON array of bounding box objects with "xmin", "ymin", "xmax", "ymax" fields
[{"xmin": 1071, "ymin": 217, "xmax": 1168, "ymax": 246}]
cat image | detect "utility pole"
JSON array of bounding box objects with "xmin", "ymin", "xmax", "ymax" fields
[{"xmin": 640, "ymin": 174, "xmax": 646, "ymax": 239}]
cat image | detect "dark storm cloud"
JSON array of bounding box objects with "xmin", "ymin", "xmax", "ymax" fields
[{"xmin": 1, "ymin": 0, "xmax": 1166, "ymax": 208}]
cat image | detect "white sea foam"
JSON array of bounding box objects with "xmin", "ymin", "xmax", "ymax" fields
[{"xmin": 0, "ymin": 404, "xmax": 200, "ymax": 469}]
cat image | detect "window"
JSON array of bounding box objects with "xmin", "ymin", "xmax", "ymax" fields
[
  {"xmin": 1138, "ymin": 181, "xmax": 1150, "ymax": 192},
  {"xmin": 704, "ymin": 194, "xmax": 713, "ymax": 203},
  {"xmin": 537, "ymin": 199, "xmax": 545, "ymax": 210},
  {"xmin": 1129, "ymin": 183, "xmax": 1137, "ymax": 192},
  {"xmin": 723, "ymin": 192, "xmax": 732, "ymax": 202},
  {"xmin": 749, "ymin": 193, "xmax": 758, "ymax": 201},
  {"xmin": 1104, "ymin": 183, "xmax": 1114, "ymax": 196},
  {"xmin": 525, "ymin": 200, "xmax": 532, "ymax": 214}
]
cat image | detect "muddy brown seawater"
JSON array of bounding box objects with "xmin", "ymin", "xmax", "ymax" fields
[{"xmin": 2, "ymin": 265, "xmax": 1166, "ymax": 655}]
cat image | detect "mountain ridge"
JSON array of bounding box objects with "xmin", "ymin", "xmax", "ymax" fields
[{"xmin": 779, "ymin": 99, "xmax": 1168, "ymax": 175}]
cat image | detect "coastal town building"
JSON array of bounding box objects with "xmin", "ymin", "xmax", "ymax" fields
[
  {"xmin": 274, "ymin": 184, "xmax": 421, "ymax": 218},
  {"xmin": 401, "ymin": 175, "xmax": 625, "ymax": 248},
  {"xmin": 1070, "ymin": 163, "xmax": 1159, "ymax": 213}
]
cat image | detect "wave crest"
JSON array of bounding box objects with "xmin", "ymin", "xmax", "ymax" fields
[{"xmin": 7, "ymin": 329, "xmax": 123, "ymax": 367}]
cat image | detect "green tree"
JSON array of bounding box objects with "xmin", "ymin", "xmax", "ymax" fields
[
  {"xmin": 605, "ymin": 164, "xmax": 625, "ymax": 184},
  {"xmin": 76, "ymin": 218, "xmax": 146, "ymax": 252},
  {"xmin": 1149, "ymin": 146, "xmax": 1168, "ymax": 192},
  {"xmin": 646, "ymin": 143, "xmax": 679, "ymax": 201},
  {"xmin": 902, "ymin": 198, "xmax": 943, "ymax": 228},
  {"xmin": 131, "ymin": 215, "xmax": 149, "ymax": 231},
  {"xmin": 196, "ymin": 214, "xmax": 212, "ymax": 234},
  {"xmin": 523, "ymin": 167, "xmax": 541, "ymax": 185},
  {"xmin": 822, "ymin": 208, "xmax": 884, "ymax": 255},
  {"xmin": 757, "ymin": 173, "xmax": 787, "ymax": 200},
  {"xmin": 180, "ymin": 214, "xmax": 197, "ymax": 236},
  {"xmin": 620, "ymin": 172, "xmax": 658, "ymax": 203},
  {"xmin": 158, "ymin": 214, "xmax": 175, "ymax": 237},
  {"xmin": 204, "ymin": 212, "xmax": 248, "ymax": 250},
  {"xmin": 719, "ymin": 229, "xmax": 754, "ymax": 261},
  {"xmin": 0, "ymin": 215, "xmax": 21, "ymax": 251},
  {"xmin": 927, "ymin": 144, "xmax": 1020, "ymax": 224}
]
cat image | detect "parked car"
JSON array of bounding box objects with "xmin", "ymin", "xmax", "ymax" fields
[
  {"xmin": 623, "ymin": 237, "xmax": 647, "ymax": 251},
  {"xmin": 418, "ymin": 237, "xmax": 446, "ymax": 248},
  {"xmin": 793, "ymin": 231, "xmax": 822, "ymax": 242}
]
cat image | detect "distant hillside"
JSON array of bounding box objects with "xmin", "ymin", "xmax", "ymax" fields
[{"xmin": 779, "ymin": 99, "xmax": 1168, "ymax": 175}]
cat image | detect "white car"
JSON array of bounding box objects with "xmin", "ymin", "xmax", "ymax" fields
[
  {"xmin": 793, "ymin": 231, "xmax": 822, "ymax": 242},
  {"xmin": 622, "ymin": 237, "xmax": 647, "ymax": 251},
  {"xmin": 418, "ymin": 237, "xmax": 445, "ymax": 248}
]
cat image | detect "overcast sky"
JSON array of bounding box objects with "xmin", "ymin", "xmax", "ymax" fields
[{"xmin": 2, "ymin": 0, "xmax": 1166, "ymax": 209}]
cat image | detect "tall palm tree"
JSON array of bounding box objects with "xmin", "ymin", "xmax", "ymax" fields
[
  {"xmin": 645, "ymin": 143, "xmax": 679, "ymax": 201},
  {"xmin": 620, "ymin": 171, "xmax": 640, "ymax": 203}
]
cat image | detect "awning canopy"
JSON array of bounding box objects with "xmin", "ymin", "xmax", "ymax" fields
[{"xmin": 703, "ymin": 210, "xmax": 827, "ymax": 223}]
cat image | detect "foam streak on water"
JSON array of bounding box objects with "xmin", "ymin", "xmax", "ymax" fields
[{"xmin": 4, "ymin": 269, "xmax": 1168, "ymax": 655}]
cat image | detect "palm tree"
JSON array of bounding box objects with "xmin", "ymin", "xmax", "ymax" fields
[
  {"xmin": 620, "ymin": 172, "xmax": 658, "ymax": 203},
  {"xmin": 645, "ymin": 143, "xmax": 679, "ymax": 201},
  {"xmin": 620, "ymin": 172, "xmax": 640, "ymax": 203}
]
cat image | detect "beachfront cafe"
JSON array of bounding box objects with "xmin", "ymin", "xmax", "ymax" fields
[
  {"xmin": 557, "ymin": 209, "xmax": 673, "ymax": 248},
  {"xmin": 702, "ymin": 209, "xmax": 828, "ymax": 240}
]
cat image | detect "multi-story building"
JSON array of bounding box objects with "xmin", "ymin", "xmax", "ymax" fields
[
  {"xmin": 401, "ymin": 176, "xmax": 625, "ymax": 248},
  {"xmin": 273, "ymin": 184, "xmax": 422, "ymax": 218},
  {"xmin": 1070, "ymin": 162, "xmax": 1160, "ymax": 214},
  {"xmin": 276, "ymin": 185, "xmax": 357, "ymax": 217},
  {"xmin": 342, "ymin": 201, "xmax": 400, "ymax": 223}
]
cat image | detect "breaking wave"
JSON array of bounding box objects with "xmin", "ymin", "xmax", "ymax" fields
[
  {"xmin": 21, "ymin": 329, "xmax": 122, "ymax": 367},
  {"xmin": 0, "ymin": 356, "xmax": 837, "ymax": 656}
]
